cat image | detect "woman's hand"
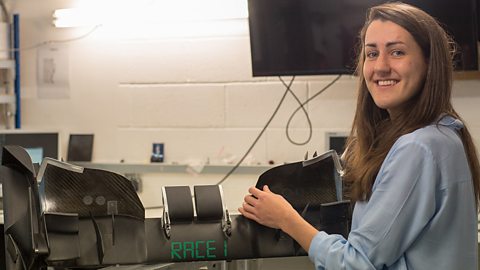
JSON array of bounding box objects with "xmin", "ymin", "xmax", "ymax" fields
[
  {"xmin": 238, "ymin": 185, "xmax": 298, "ymax": 230},
  {"xmin": 239, "ymin": 185, "xmax": 319, "ymax": 252}
]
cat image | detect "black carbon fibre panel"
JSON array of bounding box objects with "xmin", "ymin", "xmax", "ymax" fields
[
  {"xmin": 256, "ymin": 155, "xmax": 338, "ymax": 209},
  {"xmin": 40, "ymin": 165, "xmax": 144, "ymax": 219}
]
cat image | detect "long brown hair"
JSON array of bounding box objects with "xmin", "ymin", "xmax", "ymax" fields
[{"xmin": 343, "ymin": 2, "xmax": 480, "ymax": 206}]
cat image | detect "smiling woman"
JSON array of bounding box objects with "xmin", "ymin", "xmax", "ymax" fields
[{"xmin": 239, "ymin": 2, "xmax": 480, "ymax": 270}]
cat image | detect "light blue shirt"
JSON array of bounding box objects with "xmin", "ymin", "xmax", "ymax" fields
[{"xmin": 309, "ymin": 116, "xmax": 478, "ymax": 269}]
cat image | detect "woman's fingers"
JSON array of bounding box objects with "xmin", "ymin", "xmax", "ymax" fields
[
  {"xmin": 240, "ymin": 185, "xmax": 290, "ymax": 228},
  {"xmin": 241, "ymin": 201, "xmax": 256, "ymax": 214},
  {"xmin": 244, "ymin": 194, "xmax": 258, "ymax": 206},
  {"xmin": 248, "ymin": 186, "xmax": 264, "ymax": 198},
  {"xmin": 238, "ymin": 204, "xmax": 260, "ymax": 223}
]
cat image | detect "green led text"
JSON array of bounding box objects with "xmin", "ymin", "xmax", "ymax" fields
[{"xmin": 171, "ymin": 240, "xmax": 227, "ymax": 260}]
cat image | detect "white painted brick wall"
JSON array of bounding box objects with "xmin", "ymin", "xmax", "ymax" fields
[{"xmin": 9, "ymin": 0, "xmax": 480, "ymax": 220}]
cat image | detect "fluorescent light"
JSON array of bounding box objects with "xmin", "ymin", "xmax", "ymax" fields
[{"xmin": 53, "ymin": 0, "xmax": 249, "ymax": 28}]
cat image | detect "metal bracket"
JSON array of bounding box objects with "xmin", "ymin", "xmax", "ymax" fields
[
  {"xmin": 161, "ymin": 187, "xmax": 171, "ymax": 239},
  {"xmin": 218, "ymin": 185, "xmax": 232, "ymax": 237}
]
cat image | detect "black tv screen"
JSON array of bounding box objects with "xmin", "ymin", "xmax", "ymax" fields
[
  {"xmin": 0, "ymin": 132, "xmax": 59, "ymax": 164},
  {"xmin": 67, "ymin": 134, "xmax": 94, "ymax": 162},
  {"xmin": 247, "ymin": 0, "xmax": 479, "ymax": 76}
]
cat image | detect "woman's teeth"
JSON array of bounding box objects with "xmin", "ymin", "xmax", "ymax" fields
[{"xmin": 377, "ymin": 80, "xmax": 397, "ymax": 86}]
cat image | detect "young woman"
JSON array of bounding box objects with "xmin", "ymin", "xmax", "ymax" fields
[{"xmin": 239, "ymin": 2, "xmax": 480, "ymax": 269}]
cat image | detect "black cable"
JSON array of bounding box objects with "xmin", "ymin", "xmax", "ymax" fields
[
  {"xmin": 303, "ymin": 75, "xmax": 342, "ymax": 105},
  {"xmin": 6, "ymin": 25, "xmax": 102, "ymax": 53},
  {"xmin": 285, "ymin": 74, "xmax": 342, "ymax": 145},
  {"xmin": 216, "ymin": 76, "xmax": 295, "ymax": 185},
  {"xmin": 32, "ymin": 25, "xmax": 100, "ymax": 50},
  {"xmin": 217, "ymin": 75, "xmax": 342, "ymax": 184},
  {"xmin": 279, "ymin": 77, "xmax": 313, "ymax": 145}
]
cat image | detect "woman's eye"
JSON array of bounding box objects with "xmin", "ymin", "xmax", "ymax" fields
[
  {"xmin": 366, "ymin": 51, "xmax": 378, "ymax": 58},
  {"xmin": 392, "ymin": 50, "xmax": 405, "ymax": 57}
]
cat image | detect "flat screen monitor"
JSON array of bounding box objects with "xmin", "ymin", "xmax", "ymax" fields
[
  {"xmin": 67, "ymin": 134, "xmax": 94, "ymax": 162},
  {"xmin": 0, "ymin": 132, "xmax": 59, "ymax": 164},
  {"xmin": 247, "ymin": 0, "xmax": 479, "ymax": 76},
  {"xmin": 326, "ymin": 132, "xmax": 348, "ymax": 156}
]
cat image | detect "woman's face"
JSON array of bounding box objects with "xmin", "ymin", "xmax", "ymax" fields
[{"xmin": 363, "ymin": 19, "xmax": 427, "ymax": 118}]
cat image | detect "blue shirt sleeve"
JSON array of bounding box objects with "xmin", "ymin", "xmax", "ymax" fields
[{"xmin": 309, "ymin": 138, "xmax": 438, "ymax": 269}]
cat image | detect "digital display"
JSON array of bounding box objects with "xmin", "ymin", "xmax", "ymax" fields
[{"xmin": 170, "ymin": 240, "xmax": 228, "ymax": 260}]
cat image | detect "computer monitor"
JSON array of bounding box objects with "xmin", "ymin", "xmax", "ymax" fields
[
  {"xmin": 67, "ymin": 134, "xmax": 94, "ymax": 162},
  {"xmin": 0, "ymin": 132, "xmax": 59, "ymax": 164},
  {"xmin": 326, "ymin": 132, "xmax": 348, "ymax": 156}
]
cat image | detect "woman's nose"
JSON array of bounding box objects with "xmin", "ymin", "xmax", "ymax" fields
[{"xmin": 374, "ymin": 54, "xmax": 391, "ymax": 74}]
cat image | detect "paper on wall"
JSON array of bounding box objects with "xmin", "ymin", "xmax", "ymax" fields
[{"xmin": 37, "ymin": 44, "xmax": 70, "ymax": 99}]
